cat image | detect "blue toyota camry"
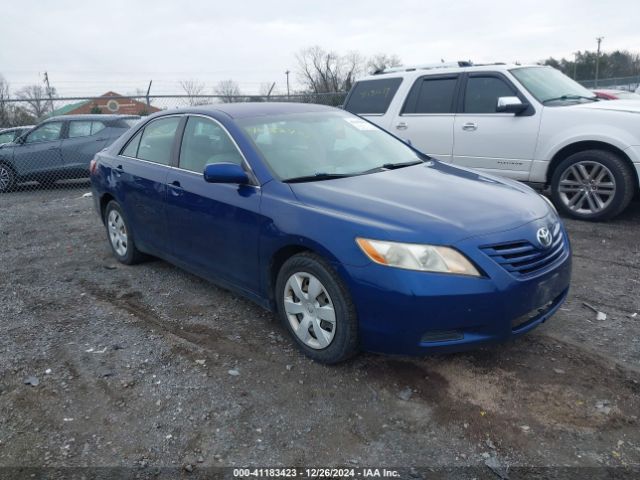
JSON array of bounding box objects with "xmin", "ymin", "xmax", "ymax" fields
[{"xmin": 90, "ymin": 103, "xmax": 571, "ymax": 363}]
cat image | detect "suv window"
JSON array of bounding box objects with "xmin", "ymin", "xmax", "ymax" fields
[
  {"xmin": 137, "ymin": 117, "xmax": 181, "ymax": 165},
  {"xmin": 403, "ymin": 77, "xmax": 458, "ymax": 114},
  {"xmin": 179, "ymin": 117, "xmax": 243, "ymax": 173},
  {"xmin": 0, "ymin": 130, "xmax": 15, "ymax": 144},
  {"xmin": 68, "ymin": 121, "xmax": 93, "ymax": 138},
  {"xmin": 344, "ymin": 78, "xmax": 402, "ymax": 115},
  {"xmin": 464, "ymin": 76, "xmax": 516, "ymax": 113},
  {"xmin": 25, "ymin": 122, "xmax": 63, "ymax": 143}
]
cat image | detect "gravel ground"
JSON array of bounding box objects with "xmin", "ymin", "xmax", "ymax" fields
[{"xmin": 0, "ymin": 184, "xmax": 639, "ymax": 478}]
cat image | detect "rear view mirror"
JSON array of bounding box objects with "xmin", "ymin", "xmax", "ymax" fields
[
  {"xmin": 203, "ymin": 162, "xmax": 249, "ymax": 184},
  {"xmin": 496, "ymin": 96, "xmax": 529, "ymax": 115}
]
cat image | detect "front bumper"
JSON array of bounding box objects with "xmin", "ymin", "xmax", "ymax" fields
[{"xmin": 344, "ymin": 218, "xmax": 572, "ymax": 355}]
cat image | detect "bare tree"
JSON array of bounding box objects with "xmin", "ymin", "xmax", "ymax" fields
[
  {"xmin": 180, "ymin": 79, "xmax": 207, "ymax": 105},
  {"xmin": 0, "ymin": 75, "xmax": 11, "ymax": 127},
  {"xmin": 214, "ymin": 79, "xmax": 242, "ymax": 103},
  {"xmin": 296, "ymin": 46, "xmax": 365, "ymax": 93},
  {"xmin": 367, "ymin": 53, "xmax": 402, "ymax": 74},
  {"xmin": 17, "ymin": 85, "xmax": 55, "ymax": 119}
]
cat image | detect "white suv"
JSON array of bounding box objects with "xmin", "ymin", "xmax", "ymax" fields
[{"xmin": 344, "ymin": 62, "xmax": 640, "ymax": 220}]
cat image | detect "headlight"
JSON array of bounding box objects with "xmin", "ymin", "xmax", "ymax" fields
[
  {"xmin": 540, "ymin": 194, "xmax": 558, "ymax": 215},
  {"xmin": 356, "ymin": 238, "xmax": 481, "ymax": 276}
]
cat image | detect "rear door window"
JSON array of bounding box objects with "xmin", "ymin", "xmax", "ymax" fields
[
  {"xmin": 402, "ymin": 76, "xmax": 458, "ymax": 114},
  {"xmin": 344, "ymin": 78, "xmax": 402, "ymax": 114},
  {"xmin": 136, "ymin": 117, "xmax": 181, "ymax": 165},
  {"xmin": 463, "ymin": 76, "xmax": 516, "ymax": 113},
  {"xmin": 68, "ymin": 121, "xmax": 93, "ymax": 138}
]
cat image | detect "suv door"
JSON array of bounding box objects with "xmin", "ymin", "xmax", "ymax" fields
[
  {"xmin": 62, "ymin": 120, "xmax": 109, "ymax": 174},
  {"xmin": 452, "ymin": 72, "xmax": 541, "ymax": 180},
  {"xmin": 390, "ymin": 74, "xmax": 459, "ymax": 161},
  {"xmin": 165, "ymin": 115, "xmax": 262, "ymax": 293},
  {"xmin": 12, "ymin": 121, "xmax": 64, "ymax": 179}
]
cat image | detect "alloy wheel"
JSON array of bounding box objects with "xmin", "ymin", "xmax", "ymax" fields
[
  {"xmin": 107, "ymin": 209, "xmax": 128, "ymax": 257},
  {"xmin": 0, "ymin": 165, "xmax": 12, "ymax": 191},
  {"xmin": 283, "ymin": 272, "xmax": 336, "ymax": 350},
  {"xmin": 557, "ymin": 161, "xmax": 616, "ymax": 215}
]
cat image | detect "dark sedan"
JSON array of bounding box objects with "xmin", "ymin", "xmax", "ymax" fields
[{"xmin": 0, "ymin": 114, "xmax": 139, "ymax": 192}]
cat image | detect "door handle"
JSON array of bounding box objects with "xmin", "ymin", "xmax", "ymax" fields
[
  {"xmin": 169, "ymin": 180, "xmax": 182, "ymax": 188},
  {"xmin": 396, "ymin": 122, "xmax": 408, "ymax": 130},
  {"xmin": 114, "ymin": 165, "xmax": 124, "ymax": 175},
  {"xmin": 95, "ymin": 137, "xmax": 107, "ymax": 141},
  {"xmin": 462, "ymin": 122, "xmax": 478, "ymax": 131}
]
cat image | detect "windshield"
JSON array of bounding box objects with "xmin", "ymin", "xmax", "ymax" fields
[
  {"xmin": 511, "ymin": 66, "xmax": 597, "ymax": 104},
  {"xmin": 237, "ymin": 111, "xmax": 423, "ymax": 181}
]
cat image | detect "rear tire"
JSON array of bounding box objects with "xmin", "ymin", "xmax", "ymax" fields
[
  {"xmin": 0, "ymin": 163, "xmax": 16, "ymax": 193},
  {"xmin": 104, "ymin": 200, "xmax": 146, "ymax": 265},
  {"xmin": 276, "ymin": 252, "xmax": 359, "ymax": 364},
  {"xmin": 551, "ymin": 149, "xmax": 635, "ymax": 221}
]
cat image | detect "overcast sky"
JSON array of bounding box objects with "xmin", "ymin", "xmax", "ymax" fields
[{"xmin": 1, "ymin": 0, "xmax": 638, "ymax": 97}]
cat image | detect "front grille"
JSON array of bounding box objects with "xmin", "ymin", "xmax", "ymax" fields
[{"xmin": 481, "ymin": 223, "xmax": 568, "ymax": 277}]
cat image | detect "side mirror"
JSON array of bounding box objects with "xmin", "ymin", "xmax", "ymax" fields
[
  {"xmin": 496, "ymin": 96, "xmax": 529, "ymax": 115},
  {"xmin": 203, "ymin": 162, "xmax": 249, "ymax": 184}
]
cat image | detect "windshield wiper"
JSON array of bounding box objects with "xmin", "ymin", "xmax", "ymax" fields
[
  {"xmin": 542, "ymin": 94, "xmax": 598, "ymax": 104},
  {"xmin": 360, "ymin": 160, "xmax": 425, "ymax": 175},
  {"xmin": 283, "ymin": 172, "xmax": 355, "ymax": 183}
]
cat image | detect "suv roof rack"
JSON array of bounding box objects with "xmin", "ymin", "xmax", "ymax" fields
[{"xmin": 374, "ymin": 61, "xmax": 473, "ymax": 75}]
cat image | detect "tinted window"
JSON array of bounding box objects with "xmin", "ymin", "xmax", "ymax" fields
[
  {"xmin": 405, "ymin": 77, "xmax": 457, "ymax": 114},
  {"xmin": 179, "ymin": 117, "xmax": 243, "ymax": 173},
  {"xmin": 464, "ymin": 76, "xmax": 515, "ymax": 113},
  {"xmin": 121, "ymin": 131, "xmax": 142, "ymax": 157},
  {"xmin": 68, "ymin": 121, "xmax": 93, "ymax": 138},
  {"xmin": 344, "ymin": 78, "xmax": 402, "ymax": 114},
  {"xmin": 26, "ymin": 122, "xmax": 63, "ymax": 143},
  {"xmin": 137, "ymin": 117, "xmax": 181, "ymax": 165}
]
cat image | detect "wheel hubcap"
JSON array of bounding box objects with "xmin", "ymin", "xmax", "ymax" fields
[
  {"xmin": 107, "ymin": 210, "xmax": 128, "ymax": 257},
  {"xmin": 558, "ymin": 161, "xmax": 616, "ymax": 215},
  {"xmin": 283, "ymin": 272, "xmax": 336, "ymax": 350},
  {"xmin": 0, "ymin": 166, "xmax": 10, "ymax": 191}
]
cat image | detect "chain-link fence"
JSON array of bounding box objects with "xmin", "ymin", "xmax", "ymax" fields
[
  {"xmin": 578, "ymin": 75, "xmax": 640, "ymax": 91},
  {"xmin": 0, "ymin": 92, "xmax": 348, "ymax": 196}
]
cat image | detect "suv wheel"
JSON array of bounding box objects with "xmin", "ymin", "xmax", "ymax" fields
[
  {"xmin": 276, "ymin": 252, "xmax": 359, "ymax": 364},
  {"xmin": 0, "ymin": 163, "xmax": 16, "ymax": 193},
  {"xmin": 551, "ymin": 150, "xmax": 635, "ymax": 221}
]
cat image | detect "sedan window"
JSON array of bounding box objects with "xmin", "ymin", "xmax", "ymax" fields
[
  {"xmin": 179, "ymin": 117, "xmax": 243, "ymax": 174},
  {"xmin": 239, "ymin": 111, "xmax": 423, "ymax": 181},
  {"xmin": 136, "ymin": 117, "xmax": 181, "ymax": 165},
  {"xmin": 25, "ymin": 122, "xmax": 63, "ymax": 143}
]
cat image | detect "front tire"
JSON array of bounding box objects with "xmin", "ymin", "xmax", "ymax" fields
[
  {"xmin": 551, "ymin": 150, "xmax": 635, "ymax": 221},
  {"xmin": 0, "ymin": 163, "xmax": 16, "ymax": 193},
  {"xmin": 104, "ymin": 200, "xmax": 146, "ymax": 265},
  {"xmin": 276, "ymin": 253, "xmax": 359, "ymax": 364}
]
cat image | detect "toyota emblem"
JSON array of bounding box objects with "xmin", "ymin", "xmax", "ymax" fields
[{"xmin": 536, "ymin": 227, "xmax": 553, "ymax": 248}]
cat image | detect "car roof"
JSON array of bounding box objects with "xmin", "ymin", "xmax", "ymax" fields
[
  {"xmin": 358, "ymin": 63, "xmax": 542, "ymax": 82},
  {"xmin": 175, "ymin": 102, "xmax": 336, "ymax": 119},
  {"xmin": 43, "ymin": 114, "xmax": 140, "ymax": 122}
]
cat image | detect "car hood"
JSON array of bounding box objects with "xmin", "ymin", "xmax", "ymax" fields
[
  {"xmin": 288, "ymin": 162, "xmax": 551, "ymax": 245},
  {"xmin": 570, "ymin": 100, "xmax": 640, "ymax": 114}
]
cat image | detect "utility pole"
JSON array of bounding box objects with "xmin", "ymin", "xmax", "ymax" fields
[
  {"xmin": 285, "ymin": 70, "xmax": 290, "ymax": 100},
  {"xmin": 595, "ymin": 37, "xmax": 604, "ymax": 87},
  {"xmin": 145, "ymin": 80, "xmax": 153, "ymax": 107},
  {"xmin": 43, "ymin": 71, "xmax": 54, "ymax": 114}
]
